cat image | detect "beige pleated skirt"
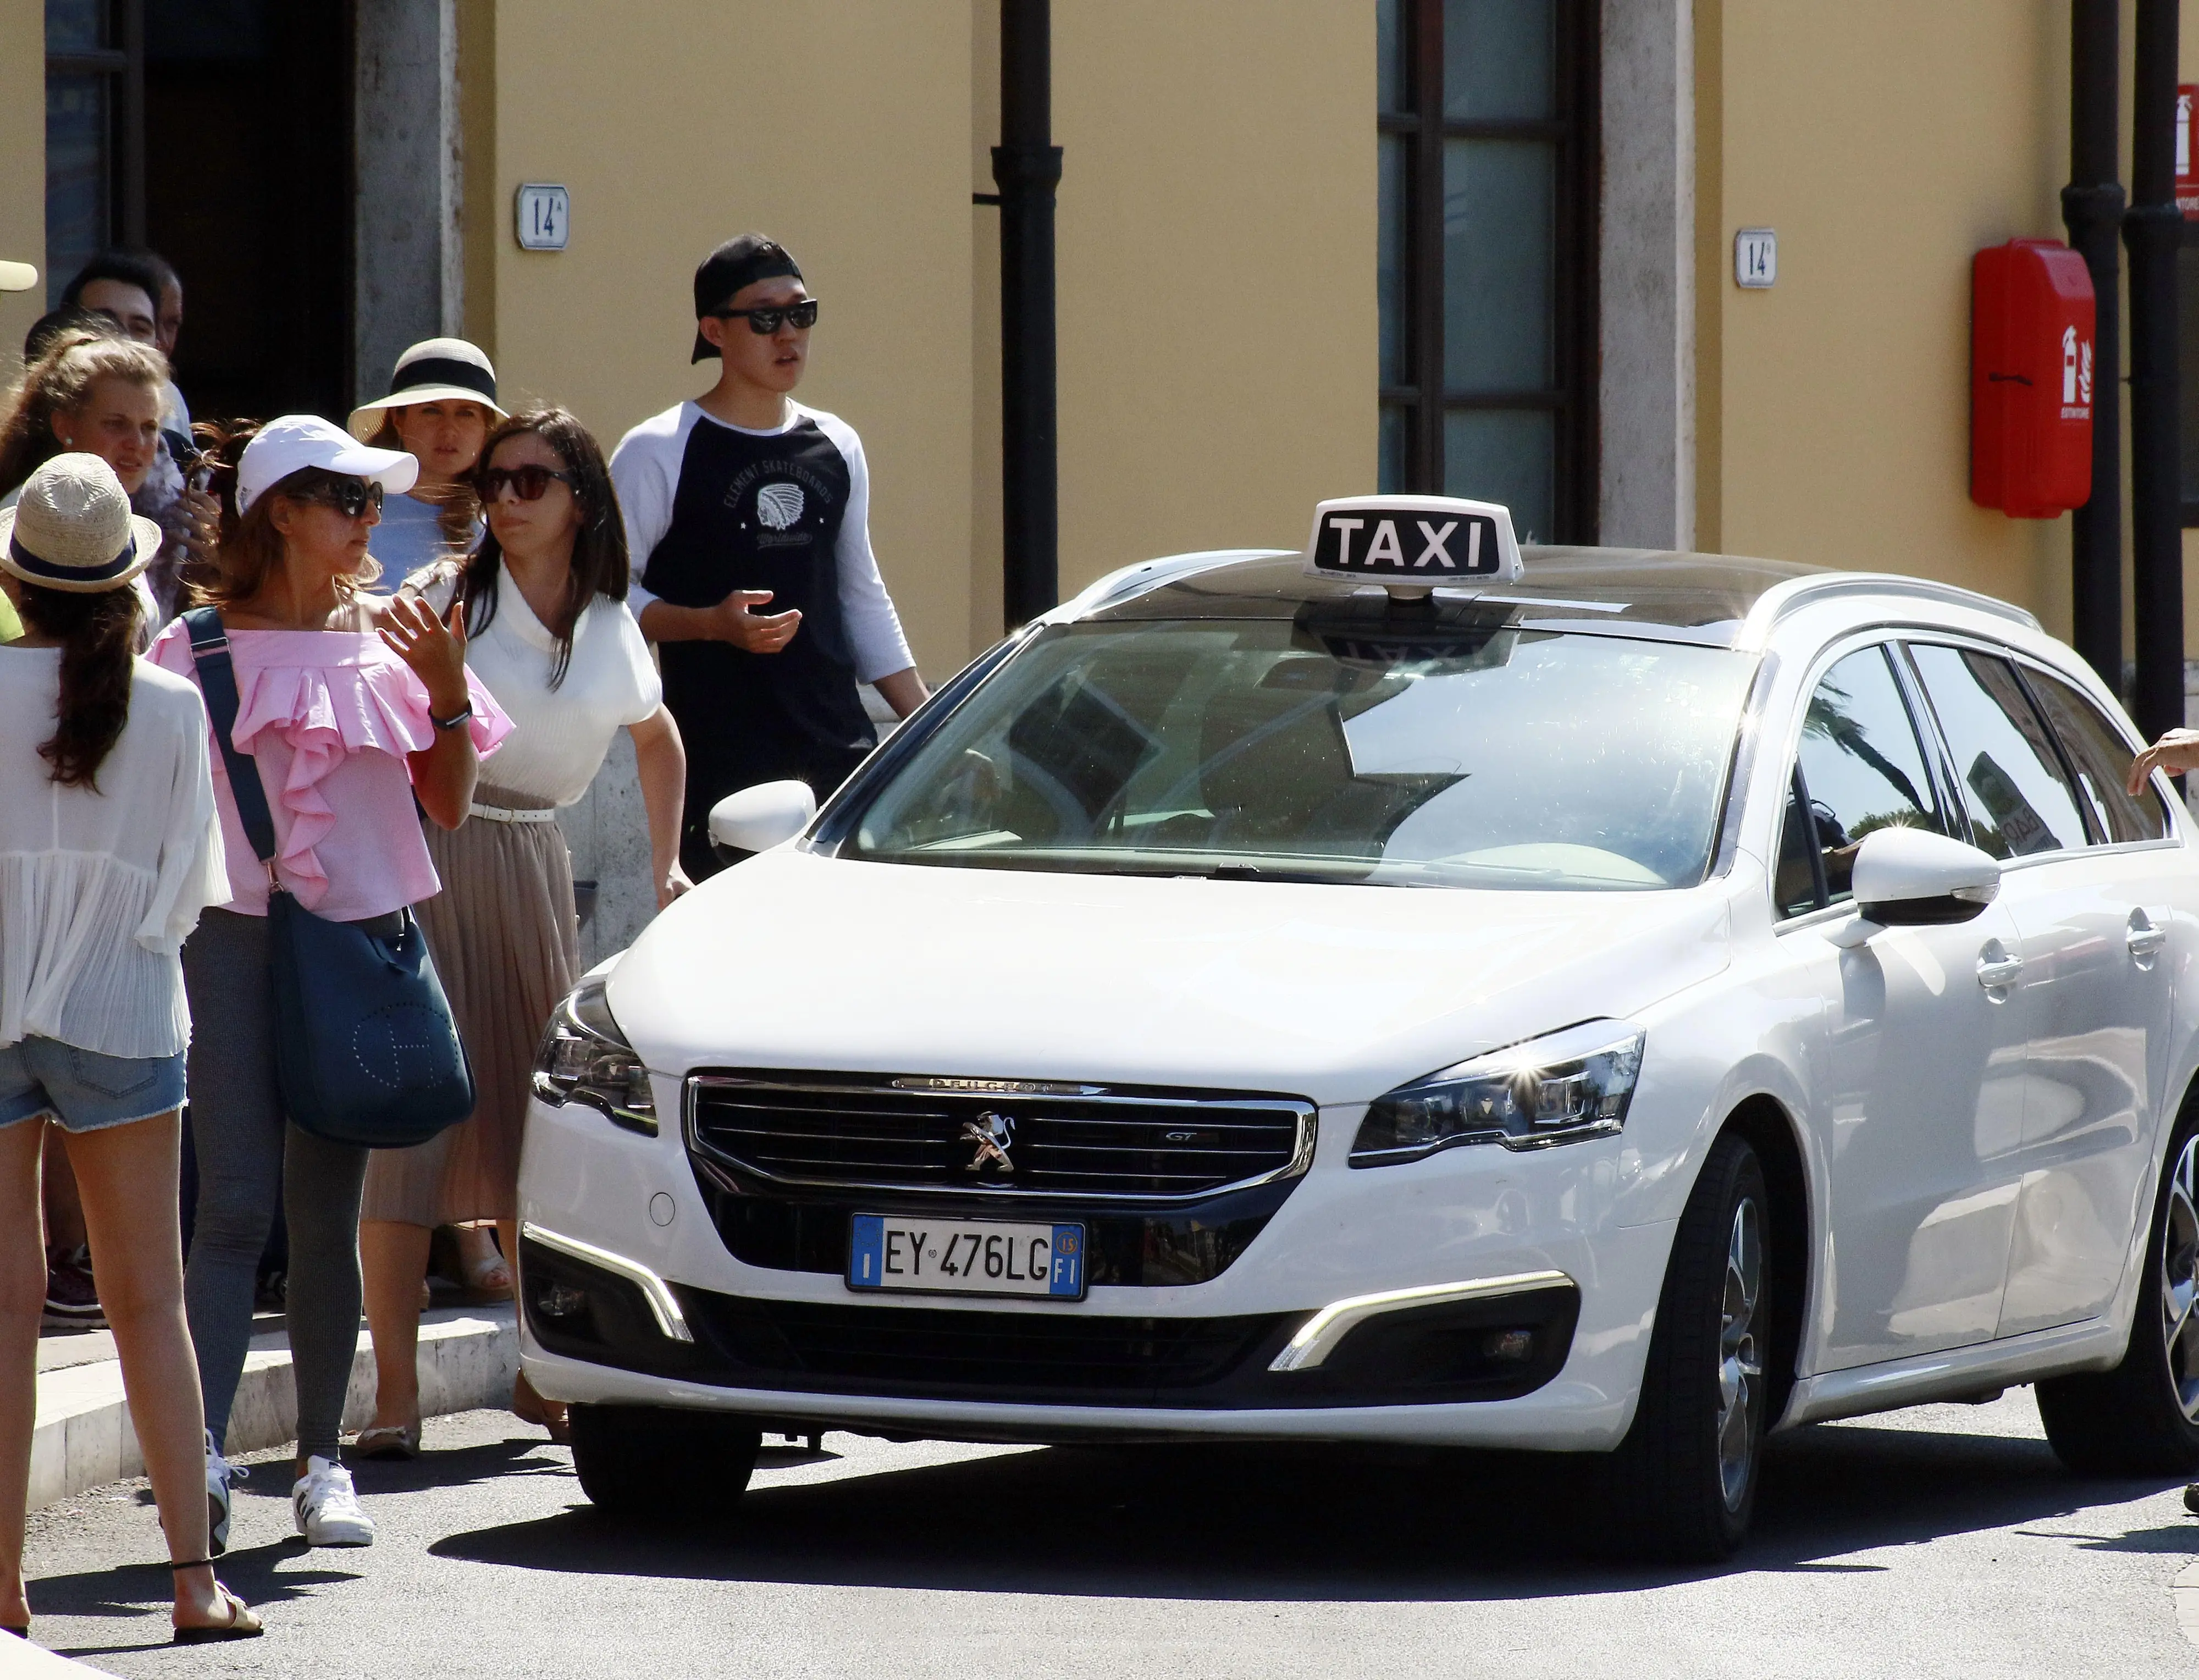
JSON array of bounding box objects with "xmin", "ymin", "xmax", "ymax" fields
[{"xmin": 360, "ymin": 791, "xmax": 579, "ymax": 1228}]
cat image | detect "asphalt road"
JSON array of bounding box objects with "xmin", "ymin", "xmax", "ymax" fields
[{"xmin": 18, "ymin": 1391, "xmax": 2199, "ymax": 1679}]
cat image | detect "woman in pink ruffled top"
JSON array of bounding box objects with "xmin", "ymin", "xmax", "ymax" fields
[{"xmin": 148, "ymin": 416, "xmax": 509, "ymax": 1556}]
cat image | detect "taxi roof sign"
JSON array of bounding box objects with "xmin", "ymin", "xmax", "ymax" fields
[{"xmin": 1303, "ymin": 495, "xmax": 1522, "ymax": 590}]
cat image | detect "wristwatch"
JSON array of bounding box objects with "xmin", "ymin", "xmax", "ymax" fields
[{"xmin": 430, "ymin": 703, "xmax": 475, "ymax": 732}]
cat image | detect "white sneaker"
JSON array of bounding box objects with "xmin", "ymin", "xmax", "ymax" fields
[
  {"xmin": 205, "ymin": 1428, "xmax": 247, "ymax": 1557},
  {"xmin": 290, "ymin": 1456, "xmax": 374, "ymax": 1548}
]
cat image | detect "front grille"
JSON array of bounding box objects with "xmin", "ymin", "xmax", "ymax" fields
[
  {"xmin": 686, "ymin": 1075, "xmax": 1314, "ymax": 1201},
  {"xmin": 687, "ymin": 1295, "xmax": 1291, "ymax": 1394}
]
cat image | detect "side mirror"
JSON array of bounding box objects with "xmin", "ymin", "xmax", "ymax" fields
[
  {"xmin": 708, "ymin": 780, "xmax": 817, "ymax": 859},
  {"xmin": 1849, "ymin": 827, "xmax": 2001, "ymax": 927}
]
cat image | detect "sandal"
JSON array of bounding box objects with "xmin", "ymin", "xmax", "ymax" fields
[
  {"xmin": 355, "ymin": 1420, "xmax": 422, "ymax": 1460},
  {"xmin": 512, "ymin": 1369, "xmax": 571, "ymax": 1444},
  {"xmin": 169, "ymin": 1561, "xmax": 263, "ymax": 1644},
  {"xmin": 459, "ymin": 1244, "xmax": 513, "ymax": 1302}
]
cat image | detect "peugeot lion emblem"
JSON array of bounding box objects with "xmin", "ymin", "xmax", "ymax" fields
[{"xmin": 960, "ymin": 1110, "xmax": 1015, "ymax": 1174}]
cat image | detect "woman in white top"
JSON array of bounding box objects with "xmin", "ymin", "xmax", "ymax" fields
[
  {"xmin": 358, "ymin": 407, "xmax": 688, "ymax": 1452},
  {"xmin": 0, "ymin": 456, "xmax": 258, "ymax": 1642},
  {"xmin": 347, "ymin": 339, "xmax": 506, "ymax": 579}
]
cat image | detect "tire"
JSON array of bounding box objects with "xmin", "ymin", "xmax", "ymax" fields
[
  {"xmin": 567, "ymin": 1404, "xmax": 763, "ymax": 1517},
  {"xmin": 2036, "ymin": 1107, "xmax": 2199, "ymax": 1477},
  {"xmin": 1605, "ymin": 1131, "xmax": 1772, "ymax": 1562}
]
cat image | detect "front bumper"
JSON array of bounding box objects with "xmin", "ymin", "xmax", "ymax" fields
[{"xmin": 517, "ymin": 1089, "xmax": 1678, "ymax": 1449}]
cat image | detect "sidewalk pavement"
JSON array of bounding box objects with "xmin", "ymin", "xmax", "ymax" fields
[{"xmin": 31, "ymin": 1302, "xmax": 518, "ymax": 1512}]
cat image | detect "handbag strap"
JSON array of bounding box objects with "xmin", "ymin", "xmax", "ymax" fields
[{"xmin": 181, "ymin": 606, "xmax": 280, "ymax": 870}]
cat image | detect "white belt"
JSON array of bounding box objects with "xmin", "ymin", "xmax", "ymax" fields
[{"xmin": 468, "ymin": 802, "xmax": 559, "ymax": 825}]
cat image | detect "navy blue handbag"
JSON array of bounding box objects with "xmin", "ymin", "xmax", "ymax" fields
[{"xmin": 183, "ymin": 606, "xmax": 475, "ymax": 1148}]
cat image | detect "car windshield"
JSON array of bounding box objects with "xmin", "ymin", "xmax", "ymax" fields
[{"xmin": 841, "ymin": 611, "xmax": 1756, "ymax": 890}]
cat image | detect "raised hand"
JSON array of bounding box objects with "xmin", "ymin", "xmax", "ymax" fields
[{"xmin": 378, "ymin": 590, "xmax": 471, "ymax": 715}]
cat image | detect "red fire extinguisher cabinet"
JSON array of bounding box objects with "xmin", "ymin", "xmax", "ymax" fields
[{"xmin": 1971, "ymin": 238, "xmax": 2096, "ymax": 518}]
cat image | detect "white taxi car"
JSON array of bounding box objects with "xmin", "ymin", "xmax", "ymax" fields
[{"xmin": 517, "ymin": 495, "xmax": 2199, "ymax": 1560}]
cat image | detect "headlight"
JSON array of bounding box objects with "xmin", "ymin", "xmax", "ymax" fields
[
  {"xmin": 1350, "ymin": 1020, "xmax": 1644, "ymax": 1167},
  {"xmin": 533, "ymin": 975, "xmax": 657, "ymax": 1135}
]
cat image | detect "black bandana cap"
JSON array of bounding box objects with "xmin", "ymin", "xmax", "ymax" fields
[{"xmin": 691, "ymin": 234, "xmax": 804, "ymax": 363}]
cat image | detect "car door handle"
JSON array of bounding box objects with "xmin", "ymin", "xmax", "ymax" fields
[
  {"xmin": 1976, "ymin": 953, "xmax": 2024, "ymax": 989},
  {"xmin": 2128, "ymin": 919, "xmax": 2169, "ymax": 959}
]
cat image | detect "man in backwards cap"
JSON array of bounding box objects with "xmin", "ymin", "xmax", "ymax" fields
[{"xmin": 611, "ymin": 234, "xmax": 927, "ymax": 880}]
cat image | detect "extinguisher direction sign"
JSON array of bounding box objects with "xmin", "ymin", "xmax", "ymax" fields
[{"xmin": 1734, "ymin": 228, "xmax": 1777, "ymax": 289}]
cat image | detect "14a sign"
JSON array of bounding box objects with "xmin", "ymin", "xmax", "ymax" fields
[{"xmin": 515, "ymin": 183, "xmax": 570, "ymax": 251}]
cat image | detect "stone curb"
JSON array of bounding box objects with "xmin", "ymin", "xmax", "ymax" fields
[{"xmin": 28, "ymin": 1304, "xmax": 517, "ymax": 1513}]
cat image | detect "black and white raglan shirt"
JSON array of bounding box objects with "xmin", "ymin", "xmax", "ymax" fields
[{"xmin": 610, "ymin": 400, "xmax": 915, "ymax": 867}]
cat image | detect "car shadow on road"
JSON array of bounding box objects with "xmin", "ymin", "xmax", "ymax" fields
[{"xmin": 423, "ymin": 1411, "xmax": 2198, "ymax": 1601}]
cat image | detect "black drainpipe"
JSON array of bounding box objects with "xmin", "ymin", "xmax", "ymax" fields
[
  {"xmin": 992, "ymin": 0, "xmax": 1062, "ymax": 631},
  {"xmin": 2128, "ymin": 0, "xmax": 2184, "ymax": 742},
  {"xmin": 2063, "ymin": 0, "xmax": 2123, "ymax": 692}
]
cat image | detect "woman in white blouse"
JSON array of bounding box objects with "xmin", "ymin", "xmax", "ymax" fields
[
  {"xmin": 358, "ymin": 408, "xmax": 688, "ymax": 1452},
  {"xmin": 0, "ymin": 456, "xmax": 259, "ymax": 1642}
]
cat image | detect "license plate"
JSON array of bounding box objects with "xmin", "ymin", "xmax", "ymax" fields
[{"xmin": 847, "ymin": 1213, "xmax": 1086, "ymax": 1300}]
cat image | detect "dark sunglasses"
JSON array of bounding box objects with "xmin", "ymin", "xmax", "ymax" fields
[
  {"xmin": 709, "ymin": 299, "xmax": 820, "ymax": 334},
  {"xmin": 474, "ymin": 463, "xmax": 579, "ymax": 502},
  {"xmin": 288, "ymin": 476, "xmax": 384, "ymax": 518}
]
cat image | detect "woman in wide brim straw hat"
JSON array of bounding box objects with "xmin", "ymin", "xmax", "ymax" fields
[
  {"xmin": 347, "ymin": 338, "xmax": 509, "ymax": 579},
  {"xmin": 0, "ymin": 454, "xmax": 260, "ymax": 1642}
]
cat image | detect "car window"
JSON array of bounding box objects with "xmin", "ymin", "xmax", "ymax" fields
[
  {"xmin": 2022, "ymin": 668, "xmax": 2169, "ymax": 843},
  {"xmin": 1908, "ymin": 644, "xmax": 2089, "ymax": 859},
  {"xmin": 843, "ymin": 615, "xmax": 1756, "ymax": 890},
  {"xmin": 1791, "ymin": 645, "xmax": 1947, "ymax": 905},
  {"xmin": 1774, "ymin": 770, "xmax": 1824, "ymax": 918}
]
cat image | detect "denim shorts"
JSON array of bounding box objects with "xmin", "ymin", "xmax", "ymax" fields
[{"xmin": 0, "ymin": 1035, "xmax": 189, "ymax": 1134}]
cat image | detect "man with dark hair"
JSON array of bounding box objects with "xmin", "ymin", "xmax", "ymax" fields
[
  {"xmin": 64, "ymin": 248, "xmax": 189, "ymax": 435},
  {"xmin": 611, "ymin": 233, "xmax": 929, "ymax": 880}
]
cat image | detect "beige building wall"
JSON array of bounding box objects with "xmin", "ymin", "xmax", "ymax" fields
[
  {"xmin": 478, "ymin": 0, "xmax": 976, "ymax": 679},
  {"xmin": 1046, "ymin": 0, "xmax": 1378, "ymax": 601},
  {"xmin": 0, "ymin": 0, "xmax": 46, "ymax": 370},
  {"xmin": 1695, "ymin": 0, "xmax": 2076, "ymax": 638}
]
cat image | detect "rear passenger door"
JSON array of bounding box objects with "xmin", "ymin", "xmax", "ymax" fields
[{"xmin": 1903, "ymin": 642, "xmax": 2177, "ymax": 1337}]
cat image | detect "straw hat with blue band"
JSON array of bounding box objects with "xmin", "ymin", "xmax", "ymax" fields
[
  {"xmin": 346, "ymin": 337, "xmax": 507, "ymax": 441},
  {"xmin": 0, "ymin": 454, "xmax": 162, "ymax": 594}
]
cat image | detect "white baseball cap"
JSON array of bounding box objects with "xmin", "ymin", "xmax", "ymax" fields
[{"xmin": 236, "ymin": 414, "xmax": 420, "ymax": 516}]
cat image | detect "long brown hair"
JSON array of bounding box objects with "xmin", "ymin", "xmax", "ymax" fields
[
  {"xmin": 458, "ymin": 408, "xmax": 629, "ymax": 688},
  {"xmin": 14, "ymin": 581, "xmax": 141, "ymax": 790},
  {"xmin": 187, "ymin": 419, "xmax": 384, "ymax": 607},
  {"xmin": 368, "ymin": 411, "xmax": 484, "ymax": 553},
  {"xmin": 0, "ymin": 333, "xmax": 168, "ymax": 498}
]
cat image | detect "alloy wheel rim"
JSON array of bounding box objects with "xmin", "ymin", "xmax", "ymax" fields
[
  {"xmin": 1716, "ymin": 1195, "xmax": 1764, "ymax": 1511},
  {"xmin": 2161, "ymin": 1136, "xmax": 2199, "ymax": 1423}
]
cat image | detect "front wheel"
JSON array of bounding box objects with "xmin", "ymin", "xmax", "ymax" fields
[
  {"xmin": 2036, "ymin": 1110, "xmax": 2199, "ymax": 1477},
  {"xmin": 1605, "ymin": 1131, "xmax": 1771, "ymax": 1562},
  {"xmin": 568, "ymin": 1403, "xmax": 763, "ymax": 1517}
]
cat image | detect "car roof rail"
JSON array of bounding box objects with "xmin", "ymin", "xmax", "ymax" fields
[
  {"xmin": 1739, "ymin": 571, "xmax": 2041, "ymax": 649},
  {"xmin": 1044, "ymin": 549, "xmax": 1294, "ymax": 625}
]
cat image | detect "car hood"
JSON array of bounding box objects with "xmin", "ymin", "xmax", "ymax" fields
[{"xmin": 609, "ymin": 851, "xmax": 1732, "ymax": 1107}]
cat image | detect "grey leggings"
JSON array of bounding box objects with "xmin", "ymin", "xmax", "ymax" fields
[{"xmin": 181, "ymin": 908, "xmax": 368, "ymax": 1463}]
